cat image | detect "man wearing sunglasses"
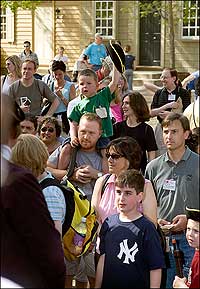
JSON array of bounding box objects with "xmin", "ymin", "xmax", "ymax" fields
[{"xmin": 19, "ymin": 41, "xmax": 39, "ymax": 68}]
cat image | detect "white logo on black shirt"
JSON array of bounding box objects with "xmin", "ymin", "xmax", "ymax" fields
[{"xmin": 117, "ymin": 239, "xmax": 138, "ymax": 264}]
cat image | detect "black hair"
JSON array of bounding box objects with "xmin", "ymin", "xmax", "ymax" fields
[
  {"xmin": 51, "ymin": 60, "xmax": 66, "ymax": 72},
  {"xmin": 24, "ymin": 41, "xmax": 31, "ymax": 46},
  {"xmin": 38, "ymin": 116, "xmax": 62, "ymax": 137},
  {"xmin": 106, "ymin": 136, "xmax": 142, "ymax": 170},
  {"xmin": 24, "ymin": 114, "xmax": 38, "ymax": 130}
]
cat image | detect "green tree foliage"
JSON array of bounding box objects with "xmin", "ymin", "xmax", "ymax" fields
[
  {"xmin": 121, "ymin": 0, "xmax": 198, "ymax": 68},
  {"xmin": 1, "ymin": 0, "xmax": 41, "ymax": 12}
]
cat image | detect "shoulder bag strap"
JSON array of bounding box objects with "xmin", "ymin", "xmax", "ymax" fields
[
  {"xmin": 101, "ymin": 174, "xmax": 111, "ymax": 198},
  {"xmin": 193, "ymin": 101, "xmax": 197, "ymax": 128},
  {"xmin": 2, "ymin": 75, "xmax": 7, "ymax": 85}
]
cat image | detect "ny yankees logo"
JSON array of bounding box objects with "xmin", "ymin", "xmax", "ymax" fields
[{"xmin": 117, "ymin": 239, "xmax": 138, "ymax": 264}]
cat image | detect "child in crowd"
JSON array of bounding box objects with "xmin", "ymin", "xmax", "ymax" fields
[
  {"xmin": 95, "ymin": 169, "xmax": 165, "ymax": 288},
  {"xmin": 124, "ymin": 44, "xmax": 136, "ymax": 91},
  {"xmin": 173, "ymin": 207, "xmax": 199, "ymax": 288},
  {"xmin": 68, "ymin": 65, "xmax": 121, "ymax": 149}
]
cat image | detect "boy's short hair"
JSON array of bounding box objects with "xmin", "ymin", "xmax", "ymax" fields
[
  {"xmin": 124, "ymin": 45, "xmax": 131, "ymax": 53},
  {"xmin": 79, "ymin": 68, "xmax": 98, "ymax": 82},
  {"xmin": 186, "ymin": 207, "xmax": 200, "ymax": 222},
  {"xmin": 115, "ymin": 169, "xmax": 145, "ymax": 194}
]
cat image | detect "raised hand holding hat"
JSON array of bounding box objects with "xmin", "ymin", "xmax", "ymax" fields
[{"xmin": 106, "ymin": 40, "xmax": 125, "ymax": 73}]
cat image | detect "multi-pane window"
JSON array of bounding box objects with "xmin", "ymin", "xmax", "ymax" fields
[
  {"xmin": 182, "ymin": 0, "xmax": 199, "ymax": 38},
  {"xmin": 0, "ymin": 7, "xmax": 7, "ymax": 39},
  {"xmin": 0, "ymin": 7, "xmax": 14, "ymax": 42},
  {"xmin": 95, "ymin": 1, "xmax": 114, "ymax": 38}
]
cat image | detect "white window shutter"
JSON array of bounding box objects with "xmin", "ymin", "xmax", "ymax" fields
[{"xmin": 6, "ymin": 8, "xmax": 14, "ymax": 42}]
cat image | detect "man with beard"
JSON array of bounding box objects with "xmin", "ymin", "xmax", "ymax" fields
[{"xmin": 47, "ymin": 112, "xmax": 108, "ymax": 288}]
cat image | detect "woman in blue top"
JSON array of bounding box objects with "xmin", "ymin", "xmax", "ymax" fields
[{"xmin": 51, "ymin": 60, "xmax": 76, "ymax": 134}]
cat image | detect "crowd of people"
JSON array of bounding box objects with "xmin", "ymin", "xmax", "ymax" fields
[{"xmin": 1, "ymin": 35, "xmax": 199, "ymax": 289}]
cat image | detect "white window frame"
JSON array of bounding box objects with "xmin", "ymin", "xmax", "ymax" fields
[
  {"xmin": 0, "ymin": 7, "xmax": 14, "ymax": 43},
  {"xmin": 182, "ymin": 0, "xmax": 199, "ymax": 39},
  {"xmin": 94, "ymin": 0, "xmax": 116, "ymax": 39}
]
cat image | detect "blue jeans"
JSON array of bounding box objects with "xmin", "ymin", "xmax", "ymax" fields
[
  {"xmin": 124, "ymin": 69, "xmax": 133, "ymax": 90},
  {"xmin": 165, "ymin": 233, "xmax": 194, "ymax": 288}
]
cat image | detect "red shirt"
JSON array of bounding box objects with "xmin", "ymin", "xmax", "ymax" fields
[
  {"xmin": 187, "ymin": 250, "xmax": 199, "ymax": 288},
  {"xmin": 96, "ymin": 69, "xmax": 104, "ymax": 82}
]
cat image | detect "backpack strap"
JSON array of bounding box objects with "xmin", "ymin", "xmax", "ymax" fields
[
  {"xmin": 40, "ymin": 177, "xmax": 62, "ymax": 190},
  {"xmin": 2, "ymin": 75, "xmax": 7, "ymax": 85},
  {"xmin": 40, "ymin": 177, "xmax": 75, "ymax": 235},
  {"xmin": 193, "ymin": 101, "xmax": 198, "ymax": 128},
  {"xmin": 101, "ymin": 174, "xmax": 111, "ymax": 198},
  {"xmin": 61, "ymin": 138, "xmax": 81, "ymax": 180}
]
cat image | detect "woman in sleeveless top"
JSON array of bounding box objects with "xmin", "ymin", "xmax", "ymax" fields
[
  {"xmin": 1, "ymin": 55, "xmax": 22, "ymax": 96},
  {"xmin": 92, "ymin": 136, "xmax": 157, "ymax": 257},
  {"xmin": 92, "ymin": 136, "xmax": 157, "ymax": 226},
  {"xmin": 50, "ymin": 60, "xmax": 76, "ymax": 134}
]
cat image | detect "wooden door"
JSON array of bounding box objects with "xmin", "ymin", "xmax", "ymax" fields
[{"xmin": 139, "ymin": 11, "xmax": 161, "ymax": 66}]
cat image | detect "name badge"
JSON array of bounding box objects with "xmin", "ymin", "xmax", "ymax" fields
[
  {"xmin": 163, "ymin": 179, "xmax": 176, "ymax": 191},
  {"xmin": 95, "ymin": 107, "xmax": 107, "ymax": 119},
  {"xmin": 168, "ymin": 94, "xmax": 176, "ymax": 101}
]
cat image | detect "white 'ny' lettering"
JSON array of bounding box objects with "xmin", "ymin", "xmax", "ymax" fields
[{"xmin": 117, "ymin": 239, "xmax": 138, "ymax": 264}]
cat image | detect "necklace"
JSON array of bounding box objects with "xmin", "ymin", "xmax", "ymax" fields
[{"xmin": 56, "ymin": 80, "xmax": 65, "ymax": 89}]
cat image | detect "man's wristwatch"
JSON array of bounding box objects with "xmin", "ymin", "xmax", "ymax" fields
[{"xmin": 97, "ymin": 172, "xmax": 103, "ymax": 178}]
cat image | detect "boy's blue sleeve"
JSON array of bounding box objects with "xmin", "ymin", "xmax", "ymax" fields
[
  {"xmin": 99, "ymin": 219, "xmax": 109, "ymax": 256},
  {"xmin": 144, "ymin": 223, "xmax": 166, "ymax": 270}
]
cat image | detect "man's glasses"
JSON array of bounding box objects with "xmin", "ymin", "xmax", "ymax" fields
[
  {"xmin": 41, "ymin": 127, "xmax": 54, "ymax": 133},
  {"xmin": 24, "ymin": 45, "xmax": 30, "ymax": 48},
  {"xmin": 105, "ymin": 153, "xmax": 124, "ymax": 160}
]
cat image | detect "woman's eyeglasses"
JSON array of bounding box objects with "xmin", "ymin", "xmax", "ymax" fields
[
  {"xmin": 41, "ymin": 127, "xmax": 54, "ymax": 133},
  {"xmin": 105, "ymin": 153, "xmax": 124, "ymax": 160}
]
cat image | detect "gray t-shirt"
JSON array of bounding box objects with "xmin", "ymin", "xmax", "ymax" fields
[
  {"xmin": 145, "ymin": 147, "xmax": 199, "ymax": 222},
  {"xmin": 8, "ymin": 79, "xmax": 56, "ymax": 116},
  {"xmin": 72, "ymin": 150, "xmax": 102, "ymax": 201},
  {"xmin": 48, "ymin": 147, "xmax": 102, "ymax": 201}
]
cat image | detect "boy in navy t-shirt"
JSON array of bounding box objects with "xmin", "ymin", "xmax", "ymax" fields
[{"xmin": 95, "ymin": 169, "xmax": 165, "ymax": 288}]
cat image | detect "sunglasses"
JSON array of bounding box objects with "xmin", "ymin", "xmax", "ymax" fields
[
  {"xmin": 105, "ymin": 153, "xmax": 124, "ymax": 160},
  {"xmin": 41, "ymin": 127, "xmax": 54, "ymax": 133},
  {"xmin": 24, "ymin": 45, "xmax": 30, "ymax": 48}
]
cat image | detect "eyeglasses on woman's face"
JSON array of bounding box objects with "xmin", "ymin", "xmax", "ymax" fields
[
  {"xmin": 105, "ymin": 153, "xmax": 124, "ymax": 160},
  {"xmin": 41, "ymin": 127, "xmax": 54, "ymax": 133}
]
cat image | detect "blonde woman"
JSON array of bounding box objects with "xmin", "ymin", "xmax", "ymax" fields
[
  {"xmin": 11, "ymin": 133, "xmax": 66, "ymax": 236},
  {"xmin": 1, "ymin": 55, "xmax": 22, "ymax": 96}
]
